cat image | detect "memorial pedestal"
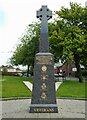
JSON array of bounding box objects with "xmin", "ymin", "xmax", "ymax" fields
[{"xmin": 30, "ymin": 53, "xmax": 58, "ymax": 113}]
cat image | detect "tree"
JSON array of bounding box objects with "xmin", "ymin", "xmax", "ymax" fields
[
  {"xmin": 2, "ymin": 67, "xmax": 8, "ymax": 72},
  {"xmin": 10, "ymin": 2, "xmax": 87, "ymax": 82},
  {"xmin": 10, "ymin": 22, "xmax": 40, "ymax": 75},
  {"xmin": 49, "ymin": 2, "xmax": 87, "ymax": 82},
  {"xmin": 49, "ymin": 20, "xmax": 65, "ymax": 63},
  {"xmin": 79, "ymin": 7, "xmax": 87, "ymax": 68}
]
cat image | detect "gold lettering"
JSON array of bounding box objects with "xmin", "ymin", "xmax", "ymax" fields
[
  {"xmin": 34, "ymin": 109, "xmax": 36, "ymax": 112},
  {"xmin": 34, "ymin": 108, "xmax": 54, "ymax": 112},
  {"xmin": 47, "ymin": 109, "xmax": 49, "ymax": 112},
  {"xmin": 36, "ymin": 109, "xmax": 39, "ymax": 112},
  {"xmin": 43, "ymin": 109, "xmax": 46, "ymax": 112},
  {"xmin": 51, "ymin": 108, "xmax": 54, "ymax": 112}
]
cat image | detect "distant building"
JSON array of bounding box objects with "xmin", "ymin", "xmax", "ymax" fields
[
  {"xmin": 60, "ymin": 61, "xmax": 76, "ymax": 77},
  {"xmin": 16, "ymin": 68, "xmax": 22, "ymax": 73},
  {"xmin": 0, "ymin": 65, "xmax": 22, "ymax": 73},
  {"xmin": 60, "ymin": 62, "xmax": 85, "ymax": 77}
]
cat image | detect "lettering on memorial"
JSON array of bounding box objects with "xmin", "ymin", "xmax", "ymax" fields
[
  {"xmin": 34, "ymin": 108, "xmax": 54, "ymax": 112},
  {"xmin": 36, "ymin": 56, "xmax": 52, "ymax": 64}
]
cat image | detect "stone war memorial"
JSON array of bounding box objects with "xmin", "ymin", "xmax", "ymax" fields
[{"xmin": 30, "ymin": 5, "xmax": 58, "ymax": 113}]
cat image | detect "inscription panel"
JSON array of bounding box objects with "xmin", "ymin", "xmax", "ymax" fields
[
  {"xmin": 34, "ymin": 108, "xmax": 54, "ymax": 112},
  {"xmin": 36, "ymin": 56, "xmax": 52, "ymax": 64}
]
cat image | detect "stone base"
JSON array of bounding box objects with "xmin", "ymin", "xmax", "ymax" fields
[
  {"xmin": 30, "ymin": 104, "xmax": 58, "ymax": 113},
  {"xmin": 30, "ymin": 52, "xmax": 58, "ymax": 113}
]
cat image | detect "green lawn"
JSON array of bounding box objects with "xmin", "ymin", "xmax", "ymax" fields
[
  {"xmin": 1, "ymin": 76, "xmax": 32, "ymax": 98},
  {"xmin": 1, "ymin": 76, "xmax": 86, "ymax": 98},
  {"xmin": 56, "ymin": 80, "xmax": 86, "ymax": 98}
]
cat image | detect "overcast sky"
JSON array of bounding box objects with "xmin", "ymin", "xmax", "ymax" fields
[{"xmin": 0, "ymin": 0, "xmax": 86, "ymax": 66}]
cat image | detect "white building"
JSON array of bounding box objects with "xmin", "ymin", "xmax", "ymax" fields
[{"xmin": 0, "ymin": 65, "xmax": 22, "ymax": 72}]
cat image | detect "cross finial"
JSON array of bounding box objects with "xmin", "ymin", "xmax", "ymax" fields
[
  {"xmin": 36, "ymin": 5, "xmax": 52, "ymax": 52},
  {"xmin": 37, "ymin": 6, "xmax": 52, "ymax": 21}
]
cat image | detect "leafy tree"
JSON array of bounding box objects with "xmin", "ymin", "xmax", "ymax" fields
[
  {"xmin": 50, "ymin": 2, "xmax": 87, "ymax": 82},
  {"xmin": 2, "ymin": 67, "xmax": 8, "ymax": 72},
  {"xmin": 49, "ymin": 20, "xmax": 65, "ymax": 63},
  {"xmin": 79, "ymin": 7, "xmax": 87, "ymax": 68},
  {"xmin": 10, "ymin": 22, "xmax": 40, "ymax": 75},
  {"xmin": 10, "ymin": 2, "xmax": 87, "ymax": 82}
]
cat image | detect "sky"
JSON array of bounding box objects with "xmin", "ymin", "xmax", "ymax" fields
[{"xmin": 0, "ymin": 0, "xmax": 86, "ymax": 67}]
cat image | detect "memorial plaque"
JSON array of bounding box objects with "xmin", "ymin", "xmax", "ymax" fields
[
  {"xmin": 36, "ymin": 56, "xmax": 52, "ymax": 64},
  {"xmin": 30, "ymin": 6, "xmax": 58, "ymax": 113}
]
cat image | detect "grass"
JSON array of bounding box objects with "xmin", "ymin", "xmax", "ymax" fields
[
  {"xmin": 56, "ymin": 80, "xmax": 86, "ymax": 98},
  {"xmin": 1, "ymin": 76, "xmax": 32, "ymax": 98},
  {"xmin": 1, "ymin": 76, "xmax": 87, "ymax": 98}
]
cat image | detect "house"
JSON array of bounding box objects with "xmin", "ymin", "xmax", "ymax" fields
[
  {"xmin": 60, "ymin": 62, "xmax": 76, "ymax": 77},
  {"xmin": 54, "ymin": 61, "xmax": 84, "ymax": 77},
  {"xmin": 0, "ymin": 65, "xmax": 22, "ymax": 73},
  {"xmin": 16, "ymin": 68, "xmax": 22, "ymax": 73},
  {"xmin": 60, "ymin": 62, "xmax": 85, "ymax": 77},
  {"xmin": 0, "ymin": 65, "xmax": 16, "ymax": 72},
  {"xmin": 7, "ymin": 65, "xmax": 16, "ymax": 72}
]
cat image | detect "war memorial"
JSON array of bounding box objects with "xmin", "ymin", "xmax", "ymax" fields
[{"xmin": 30, "ymin": 5, "xmax": 58, "ymax": 113}]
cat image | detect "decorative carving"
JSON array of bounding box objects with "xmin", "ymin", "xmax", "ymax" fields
[
  {"xmin": 41, "ymin": 65, "xmax": 47, "ymax": 72},
  {"xmin": 36, "ymin": 56, "xmax": 52, "ymax": 64},
  {"xmin": 42, "ymin": 76, "xmax": 47, "ymax": 81},
  {"xmin": 41, "ymin": 92, "xmax": 47, "ymax": 100},
  {"xmin": 41, "ymin": 83, "xmax": 47, "ymax": 90}
]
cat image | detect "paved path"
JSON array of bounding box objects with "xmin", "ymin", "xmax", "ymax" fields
[
  {"xmin": 23, "ymin": 81, "xmax": 62, "ymax": 92},
  {"xmin": 23, "ymin": 81, "xmax": 33, "ymax": 91},
  {"xmin": 1, "ymin": 99, "xmax": 86, "ymax": 119},
  {"xmin": 55, "ymin": 82, "xmax": 62, "ymax": 91}
]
